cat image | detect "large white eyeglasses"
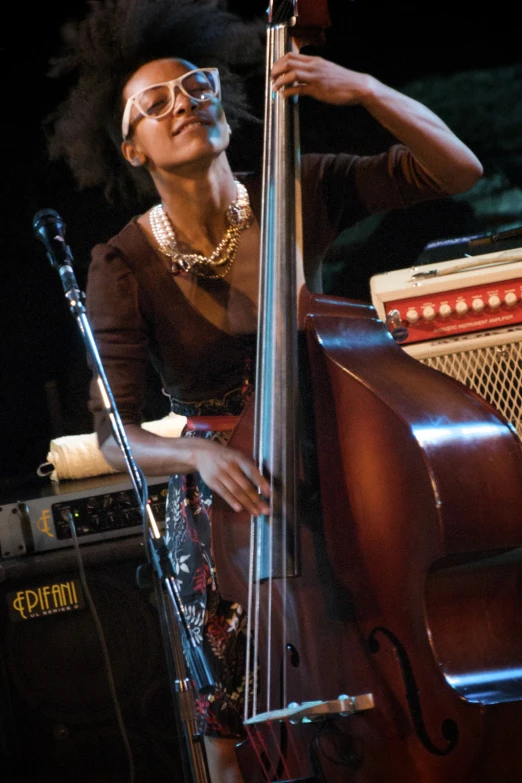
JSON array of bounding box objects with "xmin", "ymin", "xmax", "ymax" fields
[{"xmin": 121, "ymin": 67, "xmax": 221, "ymax": 139}]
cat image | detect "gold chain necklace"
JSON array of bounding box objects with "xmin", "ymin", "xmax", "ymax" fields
[{"xmin": 149, "ymin": 179, "xmax": 253, "ymax": 279}]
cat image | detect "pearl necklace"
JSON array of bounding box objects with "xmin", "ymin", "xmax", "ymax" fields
[{"xmin": 149, "ymin": 180, "xmax": 253, "ymax": 279}]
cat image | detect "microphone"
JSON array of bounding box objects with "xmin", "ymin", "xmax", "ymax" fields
[
  {"xmin": 33, "ymin": 208, "xmax": 74, "ymax": 270},
  {"xmin": 33, "ymin": 208, "xmax": 80, "ymax": 298}
]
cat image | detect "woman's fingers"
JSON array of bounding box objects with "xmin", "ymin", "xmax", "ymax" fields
[
  {"xmin": 197, "ymin": 444, "xmax": 271, "ymax": 515},
  {"xmin": 271, "ymin": 64, "xmax": 313, "ymax": 95},
  {"xmin": 216, "ymin": 473, "xmax": 270, "ymax": 516},
  {"xmin": 270, "ymin": 53, "xmax": 357, "ymax": 105},
  {"xmin": 214, "ymin": 455, "xmax": 270, "ymax": 516},
  {"xmin": 211, "ymin": 478, "xmax": 244, "ymax": 513},
  {"xmin": 235, "ymin": 453, "xmax": 271, "ymax": 498}
]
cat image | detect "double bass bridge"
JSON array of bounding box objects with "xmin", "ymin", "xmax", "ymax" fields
[{"xmin": 244, "ymin": 693, "xmax": 375, "ymax": 726}]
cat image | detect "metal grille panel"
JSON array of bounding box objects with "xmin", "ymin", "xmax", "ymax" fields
[{"xmin": 418, "ymin": 339, "xmax": 522, "ymax": 439}]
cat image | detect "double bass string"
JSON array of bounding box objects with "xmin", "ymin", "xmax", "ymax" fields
[
  {"xmin": 243, "ymin": 20, "xmax": 273, "ymax": 729},
  {"xmin": 245, "ymin": 16, "xmax": 296, "ymax": 728},
  {"xmin": 241, "ymin": 2, "xmax": 329, "ymax": 776}
]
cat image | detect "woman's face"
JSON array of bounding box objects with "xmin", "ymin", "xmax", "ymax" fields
[{"xmin": 122, "ymin": 58, "xmax": 230, "ymax": 174}]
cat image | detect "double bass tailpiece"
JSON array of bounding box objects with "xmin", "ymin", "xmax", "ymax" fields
[{"xmin": 244, "ymin": 693, "xmax": 375, "ymax": 726}]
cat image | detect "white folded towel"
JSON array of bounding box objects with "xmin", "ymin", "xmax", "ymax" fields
[{"xmin": 38, "ymin": 413, "xmax": 186, "ymax": 481}]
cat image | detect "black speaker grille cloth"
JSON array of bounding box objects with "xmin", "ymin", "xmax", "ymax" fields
[{"xmin": 0, "ymin": 554, "xmax": 183, "ymax": 782}]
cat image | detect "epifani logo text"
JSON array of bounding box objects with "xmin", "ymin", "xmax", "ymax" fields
[{"xmin": 7, "ymin": 580, "xmax": 83, "ymax": 621}]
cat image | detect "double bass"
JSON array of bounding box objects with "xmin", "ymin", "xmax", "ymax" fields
[{"xmin": 213, "ymin": 2, "xmax": 522, "ymax": 780}]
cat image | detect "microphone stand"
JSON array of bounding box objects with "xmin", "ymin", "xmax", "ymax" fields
[{"xmin": 33, "ymin": 210, "xmax": 213, "ymax": 783}]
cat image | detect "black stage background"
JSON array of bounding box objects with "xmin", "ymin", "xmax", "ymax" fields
[
  {"xmin": 1, "ymin": 3, "xmax": 522, "ymax": 782},
  {"xmin": 2, "ymin": 0, "xmax": 522, "ymax": 481}
]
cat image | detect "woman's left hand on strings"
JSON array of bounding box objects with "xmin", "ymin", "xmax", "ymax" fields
[
  {"xmin": 270, "ymin": 51, "xmax": 483, "ymax": 194},
  {"xmin": 271, "ymin": 52, "xmax": 371, "ymax": 106}
]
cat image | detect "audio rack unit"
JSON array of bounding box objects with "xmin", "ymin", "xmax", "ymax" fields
[{"xmin": 0, "ymin": 473, "xmax": 170, "ymax": 559}]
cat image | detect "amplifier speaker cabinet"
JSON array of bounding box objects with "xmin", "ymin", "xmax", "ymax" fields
[
  {"xmin": 0, "ymin": 534, "xmax": 183, "ymax": 782},
  {"xmin": 370, "ymin": 249, "xmax": 522, "ymax": 440},
  {"xmin": 397, "ymin": 327, "xmax": 522, "ymax": 440}
]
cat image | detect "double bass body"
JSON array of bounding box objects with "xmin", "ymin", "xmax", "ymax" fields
[
  {"xmin": 214, "ymin": 294, "xmax": 522, "ymax": 782},
  {"xmin": 304, "ymin": 294, "xmax": 522, "ymax": 781}
]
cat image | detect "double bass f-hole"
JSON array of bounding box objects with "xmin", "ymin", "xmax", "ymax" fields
[{"xmin": 368, "ymin": 627, "xmax": 459, "ymax": 756}]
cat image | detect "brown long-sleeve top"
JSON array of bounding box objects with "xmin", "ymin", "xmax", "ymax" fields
[{"xmin": 86, "ymin": 148, "xmax": 447, "ymax": 445}]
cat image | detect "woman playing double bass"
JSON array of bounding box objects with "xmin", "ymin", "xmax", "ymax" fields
[{"xmin": 45, "ymin": 1, "xmax": 482, "ymax": 780}]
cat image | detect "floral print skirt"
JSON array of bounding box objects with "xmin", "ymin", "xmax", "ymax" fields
[{"xmin": 164, "ymin": 427, "xmax": 248, "ymax": 739}]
